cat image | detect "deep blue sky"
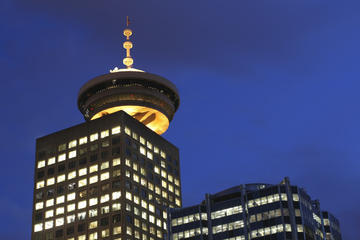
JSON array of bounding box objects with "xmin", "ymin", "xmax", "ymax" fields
[{"xmin": 1, "ymin": 0, "xmax": 359, "ymax": 239}]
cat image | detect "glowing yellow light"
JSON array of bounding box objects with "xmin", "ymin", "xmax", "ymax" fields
[{"xmin": 91, "ymin": 106, "xmax": 169, "ymax": 135}]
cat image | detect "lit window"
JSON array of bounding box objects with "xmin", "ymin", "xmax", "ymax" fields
[
  {"xmin": 148, "ymin": 182, "xmax": 154, "ymax": 191},
  {"xmin": 67, "ymin": 203, "xmax": 76, "ymax": 212},
  {"xmin": 44, "ymin": 220, "xmax": 53, "ymax": 230},
  {"xmin": 58, "ymin": 143, "xmax": 66, "ymax": 152},
  {"xmin": 149, "ymin": 215, "xmax": 155, "ymax": 223},
  {"xmin": 46, "ymin": 199, "xmax": 54, "ymax": 207},
  {"xmin": 68, "ymin": 171, "xmax": 76, "ymax": 180},
  {"xmin": 133, "ymin": 163, "xmax": 138, "ymax": 171},
  {"xmin": 140, "ymin": 146, "xmax": 146, "ymax": 155},
  {"xmin": 89, "ymin": 208, "xmax": 98, "ymax": 218},
  {"xmin": 67, "ymin": 192, "xmax": 76, "ymax": 201},
  {"xmin": 90, "ymin": 133, "xmax": 98, "ymax": 142},
  {"xmin": 169, "ymin": 184, "xmax": 174, "ymax": 192},
  {"xmin": 168, "ymin": 174, "xmax": 173, "ymax": 182},
  {"xmin": 175, "ymin": 188, "xmax": 180, "ymax": 196},
  {"xmin": 56, "ymin": 207, "xmax": 64, "ymax": 215},
  {"xmin": 68, "ymin": 150, "xmax": 76, "ymax": 159},
  {"xmin": 132, "ymin": 132, "xmax": 138, "ymax": 140},
  {"xmin": 141, "ymin": 200, "xmax": 147, "ymax": 209},
  {"xmin": 101, "ymin": 130, "xmax": 109, "ymax": 138},
  {"xmin": 126, "ymin": 191, "xmax": 132, "ymax": 200},
  {"xmin": 89, "ymin": 221, "xmax": 98, "ymax": 229},
  {"xmin": 114, "ymin": 226, "xmax": 122, "ymax": 234},
  {"xmin": 160, "ymin": 151, "xmax": 166, "ymax": 158},
  {"xmin": 89, "ymin": 164, "xmax": 98, "ymax": 173},
  {"xmin": 112, "ymin": 126, "xmax": 121, "ymax": 135},
  {"xmin": 79, "ymin": 168, "xmax": 87, "ymax": 176},
  {"xmin": 175, "ymin": 198, "xmax": 181, "ymax": 207},
  {"xmin": 133, "ymin": 174, "xmax": 139, "ymax": 183},
  {"xmin": 79, "ymin": 136, "xmax": 87, "ymax": 145},
  {"xmin": 78, "ymin": 212, "xmax": 86, "ymax": 220},
  {"xmin": 100, "ymin": 172, "xmax": 109, "ymax": 181},
  {"xmin": 154, "ymin": 166, "xmax": 160, "ymax": 174},
  {"xmin": 78, "ymin": 200, "xmax": 87, "ymax": 209},
  {"xmin": 89, "ymin": 175, "xmax": 98, "ymax": 184},
  {"xmin": 140, "ymin": 137, "xmax": 145, "ymax": 145},
  {"xmin": 140, "ymin": 167, "xmax": 146, "ymax": 175},
  {"xmin": 154, "ymin": 146, "xmax": 159, "ymax": 153},
  {"xmin": 161, "ymin": 170, "xmax": 167, "ymax": 178},
  {"xmin": 174, "ymin": 178, "xmax": 180, "ymax": 186},
  {"xmin": 67, "ymin": 214, "xmax": 75, "ymax": 223},
  {"xmin": 101, "ymin": 161, "xmax": 109, "ymax": 170},
  {"xmin": 35, "ymin": 202, "xmax": 43, "ymax": 210},
  {"xmin": 46, "ymin": 177, "xmax": 55, "ymax": 186},
  {"xmin": 149, "ymin": 204, "xmax": 155, "ymax": 213},
  {"xmin": 142, "ymin": 211, "xmax": 147, "ymax": 220},
  {"xmin": 58, "ymin": 153, "xmax": 66, "ymax": 162},
  {"xmin": 123, "ymin": 127, "xmax": 130, "ymax": 136},
  {"xmin": 101, "ymin": 205, "xmax": 110, "ymax": 214},
  {"xmin": 89, "ymin": 197, "xmax": 98, "ymax": 206},
  {"xmin": 37, "ymin": 160, "xmax": 46, "ymax": 169},
  {"xmin": 78, "ymin": 236, "xmax": 85, "ymax": 240},
  {"xmin": 141, "ymin": 178, "xmax": 147, "ymax": 186},
  {"xmin": 55, "ymin": 217, "xmax": 64, "ymax": 226},
  {"xmin": 34, "ymin": 223, "xmax": 43, "ymax": 232},
  {"xmin": 36, "ymin": 181, "xmax": 45, "ymax": 189},
  {"xmin": 161, "ymin": 161, "xmax": 166, "ymax": 168},
  {"xmin": 112, "ymin": 191, "xmax": 121, "ymax": 200},
  {"xmin": 125, "ymin": 158, "xmax": 131, "ymax": 167},
  {"xmin": 101, "ymin": 229, "xmax": 110, "ymax": 237},
  {"xmin": 161, "ymin": 180, "xmax": 167, "ymax": 188},
  {"xmin": 101, "ymin": 194, "xmax": 110, "ymax": 203},
  {"xmin": 46, "ymin": 157, "xmax": 55, "ymax": 166},
  {"xmin": 68, "ymin": 140, "xmax": 77, "ymax": 149},
  {"xmin": 112, "ymin": 203, "xmax": 121, "ymax": 211},
  {"xmin": 162, "ymin": 191, "xmax": 167, "ymax": 198},
  {"xmin": 56, "ymin": 195, "xmax": 65, "ymax": 204},
  {"xmin": 293, "ymin": 194, "xmax": 299, "ymax": 201},
  {"xmin": 147, "ymin": 151, "xmax": 153, "ymax": 160},
  {"xmin": 113, "ymin": 158, "xmax": 121, "ymax": 166},
  {"xmin": 89, "ymin": 232, "xmax": 98, "ymax": 240},
  {"xmin": 133, "ymin": 195, "xmax": 140, "ymax": 205},
  {"xmin": 57, "ymin": 174, "xmax": 66, "ymax": 183},
  {"xmin": 78, "ymin": 178, "xmax": 87, "ymax": 187}
]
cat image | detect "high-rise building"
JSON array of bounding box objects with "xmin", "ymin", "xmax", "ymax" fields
[
  {"xmin": 167, "ymin": 177, "xmax": 342, "ymax": 240},
  {"xmin": 31, "ymin": 20, "xmax": 182, "ymax": 240}
]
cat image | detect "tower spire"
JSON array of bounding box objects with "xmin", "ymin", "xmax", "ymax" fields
[{"xmin": 123, "ymin": 16, "xmax": 133, "ymax": 69}]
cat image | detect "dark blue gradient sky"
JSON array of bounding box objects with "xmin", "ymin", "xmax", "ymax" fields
[{"xmin": 1, "ymin": 0, "xmax": 359, "ymax": 239}]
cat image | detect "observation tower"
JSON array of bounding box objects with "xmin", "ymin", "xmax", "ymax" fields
[{"xmin": 78, "ymin": 18, "xmax": 179, "ymax": 135}]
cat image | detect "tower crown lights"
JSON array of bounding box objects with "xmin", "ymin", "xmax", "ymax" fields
[{"xmin": 77, "ymin": 17, "xmax": 179, "ymax": 135}]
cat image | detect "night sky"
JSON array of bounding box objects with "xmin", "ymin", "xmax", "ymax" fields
[{"xmin": 1, "ymin": 0, "xmax": 359, "ymax": 239}]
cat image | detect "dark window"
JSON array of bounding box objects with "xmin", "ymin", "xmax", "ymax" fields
[
  {"xmin": 100, "ymin": 217, "xmax": 109, "ymax": 226},
  {"xmin": 57, "ymin": 185, "xmax": 65, "ymax": 194},
  {"xmin": 147, "ymin": 172, "xmax": 153, "ymax": 181},
  {"xmin": 90, "ymin": 154, "xmax": 98, "ymax": 162},
  {"xmin": 154, "ymin": 156, "xmax": 160, "ymax": 165},
  {"xmin": 35, "ymin": 192, "xmax": 43, "ymax": 200},
  {"xmin": 113, "ymin": 214, "xmax": 121, "ymax": 223},
  {"xmin": 167, "ymin": 165, "xmax": 173, "ymax": 172},
  {"xmin": 140, "ymin": 189, "xmax": 147, "ymax": 199},
  {"xmin": 126, "ymin": 215, "xmax": 133, "ymax": 224},
  {"xmin": 155, "ymin": 176, "xmax": 160, "ymax": 185},
  {"xmin": 35, "ymin": 212, "xmax": 43, "ymax": 221},
  {"xmin": 38, "ymin": 151, "xmax": 46, "ymax": 159},
  {"xmin": 37, "ymin": 171, "xmax": 44, "ymax": 179},
  {"xmin": 90, "ymin": 144, "xmax": 98, "ymax": 151},
  {"xmin": 147, "ymin": 162, "xmax": 153, "ymax": 170},
  {"xmin": 68, "ymin": 161, "xmax": 76, "ymax": 169},
  {"xmin": 79, "ymin": 147, "xmax": 87, "ymax": 155},
  {"xmin": 126, "ymin": 137, "xmax": 131, "ymax": 146},
  {"xmin": 125, "ymin": 181, "xmax": 132, "ymax": 190},
  {"xmin": 79, "ymin": 157, "xmax": 87, "ymax": 166},
  {"xmin": 58, "ymin": 163, "xmax": 65, "ymax": 172},
  {"xmin": 126, "ymin": 148, "xmax": 131, "ymax": 157},
  {"xmin": 66, "ymin": 226, "xmax": 74, "ymax": 235},
  {"xmin": 89, "ymin": 187, "xmax": 97, "ymax": 195},
  {"xmin": 112, "ymin": 147, "xmax": 120, "ymax": 156},
  {"xmin": 133, "ymin": 185, "xmax": 139, "ymax": 194},
  {"xmin": 78, "ymin": 223, "xmax": 85, "ymax": 232},
  {"xmin": 101, "ymin": 151, "xmax": 109, "ymax": 159},
  {"xmin": 102, "ymin": 183, "xmax": 110, "ymax": 191},
  {"xmin": 47, "ymin": 189, "xmax": 55, "ymax": 197},
  {"xmin": 47, "ymin": 167, "xmax": 55, "ymax": 175},
  {"xmin": 68, "ymin": 183, "xmax": 76, "ymax": 191},
  {"xmin": 102, "ymin": 140, "xmax": 110, "ymax": 148},
  {"xmin": 112, "ymin": 137, "xmax": 121, "ymax": 145},
  {"xmin": 112, "ymin": 180, "xmax": 121, "ymax": 189},
  {"xmin": 55, "ymin": 229, "xmax": 63, "ymax": 238}
]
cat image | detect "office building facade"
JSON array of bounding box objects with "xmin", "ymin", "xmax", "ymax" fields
[
  {"xmin": 31, "ymin": 21, "xmax": 181, "ymax": 240},
  {"xmin": 167, "ymin": 177, "xmax": 341, "ymax": 240}
]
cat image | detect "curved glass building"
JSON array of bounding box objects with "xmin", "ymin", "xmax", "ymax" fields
[{"xmin": 167, "ymin": 177, "xmax": 342, "ymax": 240}]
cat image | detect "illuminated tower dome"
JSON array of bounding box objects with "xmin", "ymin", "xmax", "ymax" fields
[{"xmin": 78, "ymin": 19, "xmax": 179, "ymax": 135}]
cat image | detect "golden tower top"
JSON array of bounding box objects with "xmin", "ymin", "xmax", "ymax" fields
[{"xmin": 123, "ymin": 16, "xmax": 134, "ymax": 68}]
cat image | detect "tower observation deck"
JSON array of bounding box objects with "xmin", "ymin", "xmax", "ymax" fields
[{"xmin": 77, "ymin": 18, "xmax": 179, "ymax": 135}]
